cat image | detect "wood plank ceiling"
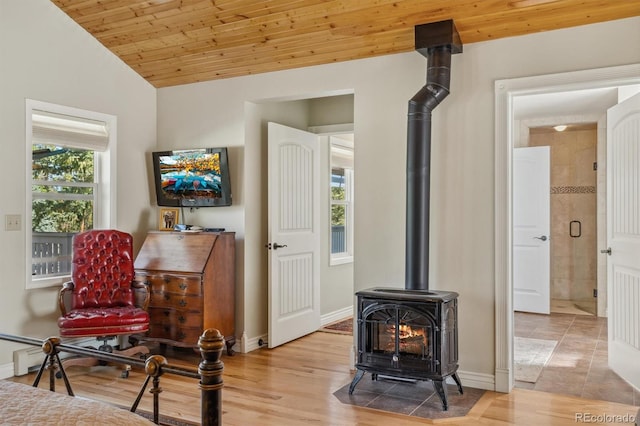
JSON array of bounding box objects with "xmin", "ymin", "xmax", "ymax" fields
[{"xmin": 51, "ymin": 0, "xmax": 640, "ymax": 88}]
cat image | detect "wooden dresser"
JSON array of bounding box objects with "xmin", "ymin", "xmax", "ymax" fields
[{"xmin": 134, "ymin": 231, "xmax": 235, "ymax": 354}]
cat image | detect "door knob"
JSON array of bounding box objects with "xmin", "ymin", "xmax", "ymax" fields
[
  {"xmin": 265, "ymin": 242, "xmax": 288, "ymax": 250},
  {"xmin": 533, "ymin": 235, "xmax": 548, "ymax": 241},
  {"xmin": 600, "ymin": 247, "xmax": 612, "ymax": 255}
]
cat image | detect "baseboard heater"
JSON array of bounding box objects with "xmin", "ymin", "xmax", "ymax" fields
[{"xmin": 13, "ymin": 337, "xmax": 107, "ymax": 376}]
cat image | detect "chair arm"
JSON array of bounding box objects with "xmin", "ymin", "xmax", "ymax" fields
[
  {"xmin": 131, "ymin": 280, "xmax": 150, "ymax": 311},
  {"xmin": 59, "ymin": 281, "xmax": 75, "ymax": 316}
]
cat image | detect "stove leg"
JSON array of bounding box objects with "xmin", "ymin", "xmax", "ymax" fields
[
  {"xmin": 348, "ymin": 369, "xmax": 365, "ymax": 394},
  {"xmin": 432, "ymin": 379, "xmax": 449, "ymax": 411},
  {"xmin": 452, "ymin": 372, "xmax": 463, "ymax": 394}
]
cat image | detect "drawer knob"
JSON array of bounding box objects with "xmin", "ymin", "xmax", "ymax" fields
[
  {"xmin": 179, "ymin": 282, "xmax": 187, "ymax": 290},
  {"xmin": 178, "ymin": 315, "xmax": 186, "ymax": 323},
  {"xmin": 179, "ymin": 299, "xmax": 187, "ymax": 307},
  {"xmin": 164, "ymin": 294, "xmax": 170, "ymax": 301}
]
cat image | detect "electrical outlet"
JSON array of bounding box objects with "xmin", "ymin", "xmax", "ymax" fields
[{"xmin": 5, "ymin": 214, "xmax": 21, "ymax": 231}]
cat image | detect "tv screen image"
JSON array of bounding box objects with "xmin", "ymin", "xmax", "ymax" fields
[{"xmin": 152, "ymin": 147, "xmax": 232, "ymax": 207}]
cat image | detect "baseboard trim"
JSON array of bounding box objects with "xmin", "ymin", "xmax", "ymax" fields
[
  {"xmin": 494, "ymin": 367, "xmax": 512, "ymax": 393},
  {"xmin": 321, "ymin": 306, "xmax": 353, "ymax": 326},
  {"xmin": 457, "ymin": 370, "xmax": 496, "ymax": 391},
  {"xmin": 0, "ymin": 363, "xmax": 15, "ymax": 380},
  {"xmin": 239, "ymin": 307, "xmax": 353, "ymax": 354},
  {"xmin": 241, "ymin": 332, "xmax": 269, "ymax": 353}
]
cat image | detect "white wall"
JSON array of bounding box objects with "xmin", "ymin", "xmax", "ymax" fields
[
  {"xmin": 158, "ymin": 16, "xmax": 640, "ymax": 383},
  {"xmin": 0, "ymin": 0, "xmax": 156, "ymax": 367}
]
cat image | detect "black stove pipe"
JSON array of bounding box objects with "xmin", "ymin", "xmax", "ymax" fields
[{"xmin": 405, "ymin": 21, "xmax": 462, "ymax": 291}]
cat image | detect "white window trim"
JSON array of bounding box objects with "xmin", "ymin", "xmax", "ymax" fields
[
  {"xmin": 329, "ymin": 137, "xmax": 354, "ymax": 266},
  {"xmin": 307, "ymin": 124, "xmax": 355, "ymax": 267},
  {"xmin": 25, "ymin": 99, "xmax": 117, "ymax": 289}
]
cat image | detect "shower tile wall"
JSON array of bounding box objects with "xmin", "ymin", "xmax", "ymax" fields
[{"xmin": 529, "ymin": 126, "xmax": 597, "ymax": 312}]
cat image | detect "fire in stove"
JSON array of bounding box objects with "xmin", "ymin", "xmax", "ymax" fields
[
  {"xmin": 381, "ymin": 324, "xmax": 428, "ymax": 357},
  {"xmin": 397, "ymin": 324, "xmax": 428, "ymax": 354}
]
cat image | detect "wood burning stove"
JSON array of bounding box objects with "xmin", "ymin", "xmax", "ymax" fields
[
  {"xmin": 348, "ymin": 20, "xmax": 464, "ymax": 411},
  {"xmin": 348, "ymin": 288, "xmax": 462, "ymax": 410}
]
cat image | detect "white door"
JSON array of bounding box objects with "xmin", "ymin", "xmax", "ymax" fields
[
  {"xmin": 513, "ymin": 146, "xmax": 551, "ymax": 314},
  {"xmin": 267, "ymin": 122, "xmax": 321, "ymax": 348},
  {"xmin": 606, "ymin": 92, "xmax": 640, "ymax": 389}
]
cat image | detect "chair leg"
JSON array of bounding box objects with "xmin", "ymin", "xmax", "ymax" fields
[
  {"xmin": 58, "ymin": 337, "xmax": 150, "ymax": 379},
  {"xmin": 113, "ymin": 345, "xmax": 150, "ymax": 377},
  {"xmin": 60, "ymin": 355, "xmax": 101, "ymax": 370},
  {"xmin": 115, "ymin": 344, "xmax": 150, "ymax": 358}
]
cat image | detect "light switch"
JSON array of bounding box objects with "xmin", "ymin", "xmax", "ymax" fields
[{"xmin": 5, "ymin": 214, "xmax": 21, "ymax": 231}]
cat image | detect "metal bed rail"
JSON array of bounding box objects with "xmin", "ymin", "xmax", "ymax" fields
[{"xmin": 0, "ymin": 329, "xmax": 224, "ymax": 426}]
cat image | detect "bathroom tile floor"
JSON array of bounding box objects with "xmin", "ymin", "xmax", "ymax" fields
[
  {"xmin": 514, "ymin": 310, "xmax": 640, "ymax": 405},
  {"xmin": 550, "ymin": 298, "xmax": 595, "ymax": 316}
]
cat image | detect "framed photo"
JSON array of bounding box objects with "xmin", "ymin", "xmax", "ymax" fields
[{"xmin": 159, "ymin": 208, "xmax": 179, "ymax": 231}]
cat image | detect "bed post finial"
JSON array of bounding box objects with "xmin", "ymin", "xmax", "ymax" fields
[{"xmin": 199, "ymin": 328, "xmax": 225, "ymax": 426}]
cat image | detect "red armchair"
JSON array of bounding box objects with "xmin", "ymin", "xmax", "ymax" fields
[{"xmin": 57, "ymin": 230, "xmax": 150, "ymax": 376}]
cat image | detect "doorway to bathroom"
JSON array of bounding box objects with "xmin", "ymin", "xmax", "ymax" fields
[
  {"xmin": 527, "ymin": 123, "xmax": 599, "ymax": 316},
  {"xmin": 494, "ymin": 63, "xmax": 640, "ymax": 394},
  {"xmin": 511, "ymin": 90, "xmax": 614, "ymax": 318}
]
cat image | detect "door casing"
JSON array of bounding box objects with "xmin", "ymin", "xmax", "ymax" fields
[{"xmin": 494, "ymin": 63, "xmax": 640, "ymax": 393}]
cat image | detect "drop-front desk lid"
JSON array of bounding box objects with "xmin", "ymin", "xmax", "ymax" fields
[{"xmin": 134, "ymin": 231, "xmax": 226, "ymax": 274}]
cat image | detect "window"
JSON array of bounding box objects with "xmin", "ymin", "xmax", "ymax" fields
[
  {"xmin": 330, "ymin": 135, "xmax": 354, "ymax": 265},
  {"xmin": 26, "ymin": 100, "xmax": 116, "ymax": 289}
]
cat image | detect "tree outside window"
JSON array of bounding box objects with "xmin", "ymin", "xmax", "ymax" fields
[{"xmin": 32, "ymin": 145, "xmax": 95, "ymax": 234}]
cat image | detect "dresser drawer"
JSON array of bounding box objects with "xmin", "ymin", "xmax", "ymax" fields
[
  {"xmin": 148, "ymin": 307, "xmax": 203, "ymax": 328},
  {"xmin": 148, "ymin": 323, "xmax": 202, "ymax": 346},
  {"xmin": 136, "ymin": 273, "xmax": 202, "ymax": 296},
  {"xmin": 149, "ymin": 292, "xmax": 203, "ymax": 311}
]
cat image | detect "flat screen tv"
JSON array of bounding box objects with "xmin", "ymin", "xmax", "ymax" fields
[{"xmin": 152, "ymin": 147, "xmax": 232, "ymax": 207}]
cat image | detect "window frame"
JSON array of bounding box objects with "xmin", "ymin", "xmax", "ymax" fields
[
  {"xmin": 329, "ymin": 136, "xmax": 354, "ymax": 266},
  {"xmin": 25, "ymin": 99, "xmax": 117, "ymax": 289}
]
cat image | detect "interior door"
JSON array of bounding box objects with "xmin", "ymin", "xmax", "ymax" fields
[
  {"xmin": 267, "ymin": 122, "xmax": 321, "ymax": 348},
  {"xmin": 606, "ymin": 92, "xmax": 640, "ymax": 389},
  {"xmin": 513, "ymin": 146, "xmax": 551, "ymax": 314}
]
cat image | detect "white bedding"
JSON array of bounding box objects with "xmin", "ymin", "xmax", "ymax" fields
[{"xmin": 0, "ymin": 379, "xmax": 153, "ymax": 425}]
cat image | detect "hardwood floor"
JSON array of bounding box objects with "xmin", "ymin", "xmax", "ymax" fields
[{"xmin": 7, "ymin": 331, "xmax": 639, "ymax": 425}]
